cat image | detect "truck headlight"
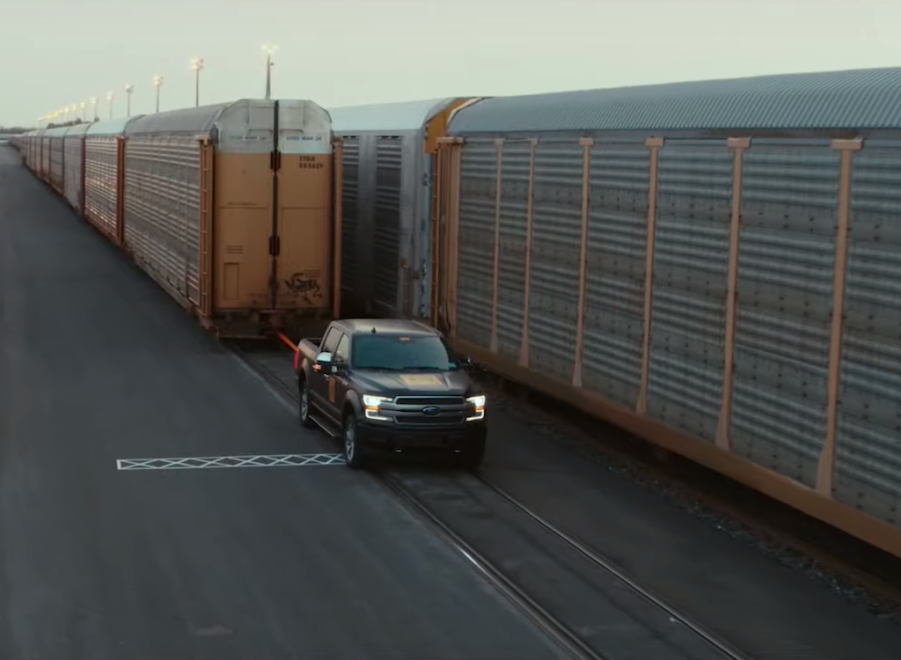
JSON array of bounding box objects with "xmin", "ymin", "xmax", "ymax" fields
[
  {"xmin": 466, "ymin": 395, "xmax": 486, "ymax": 421},
  {"xmin": 363, "ymin": 394, "xmax": 391, "ymax": 421}
]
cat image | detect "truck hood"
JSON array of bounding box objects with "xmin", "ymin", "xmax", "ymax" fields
[{"xmin": 352, "ymin": 370, "xmax": 474, "ymax": 397}]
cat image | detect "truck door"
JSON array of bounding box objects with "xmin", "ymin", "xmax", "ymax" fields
[
  {"xmin": 323, "ymin": 333, "xmax": 351, "ymax": 423},
  {"xmin": 311, "ymin": 327, "xmax": 342, "ymax": 411}
]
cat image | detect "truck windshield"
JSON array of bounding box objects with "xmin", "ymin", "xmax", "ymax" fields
[{"xmin": 353, "ymin": 335, "xmax": 458, "ymax": 371}]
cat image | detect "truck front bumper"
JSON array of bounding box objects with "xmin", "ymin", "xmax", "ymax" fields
[{"xmin": 357, "ymin": 420, "xmax": 487, "ymax": 457}]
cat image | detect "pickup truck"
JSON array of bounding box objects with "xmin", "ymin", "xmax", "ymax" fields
[{"xmin": 293, "ymin": 318, "xmax": 487, "ymax": 470}]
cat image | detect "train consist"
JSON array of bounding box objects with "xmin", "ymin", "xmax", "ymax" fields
[
  {"xmin": 16, "ymin": 99, "xmax": 340, "ymax": 338},
  {"xmin": 327, "ymin": 97, "xmax": 475, "ymax": 320},
  {"xmin": 327, "ymin": 67, "xmax": 901, "ymax": 561},
  {"xmin": 11, "ymin": 67, "xmax": 901, "ymax": 560}
]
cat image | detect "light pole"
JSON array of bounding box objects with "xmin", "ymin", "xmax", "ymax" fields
[
  {"xmin": 262, "ymin": 44, "xmax": 277, "ymax": 100},
  {"xmin": 125, "ymin": 84, "xmax": 134, "ymax": 117},
  {"xmin": 80, "ymin": 101, "xmax": 87, "ymax": 122},
  {"xmin": 152, "ymin": 74, "xmax": 163, "ymax": 113},
  {"xmin": 191, "ymin": 58, "xmax": 204, "ymax": 107},
  {"xmin": 107, "ymin": 91, "xmax": 115, "ymax": 119}
]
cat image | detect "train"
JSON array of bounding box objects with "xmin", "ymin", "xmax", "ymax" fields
[
  {"xmin": 15, "ymin": 99, "xmax": 340, "ymax": 338},
  {"xmin": 326, "ymin": 66, "xmax": 901, "ymax": 561},
  {"xmin": 327, "ymin": 97, "xmax": 476, "ymax": 320},
  {"xmin": 11, "ymin": 66, "xmax": 901, "ymax": 561}
]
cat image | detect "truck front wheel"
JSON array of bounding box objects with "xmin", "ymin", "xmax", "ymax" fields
[
  {"xmin": 299, "ymin": 380, "xmax": 315, "ymax": 429},
  {"xmin": 343, "ymin": 414, "xmax": 366, "ymax": 470}
]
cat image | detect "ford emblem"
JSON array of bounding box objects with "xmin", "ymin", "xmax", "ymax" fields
[{"xmin": 422, "ymin": 406, "xmax": 441, "ymax": 416}]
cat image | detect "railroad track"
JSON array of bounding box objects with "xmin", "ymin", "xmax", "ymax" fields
[
  {"xmin": 472, "ymin": 474, "xmax": 749, "ymax": 660},
  {"xmin": 226, "ymin": 338, "xmax": 750, "ymax": 660}
]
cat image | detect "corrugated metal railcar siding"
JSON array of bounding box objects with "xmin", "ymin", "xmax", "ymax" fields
[
  {"xmin": 496, "ymin": 141, "xmax": 531, "ymax": 361},
  {"xmin": 123, "ymin": 137, "xmax": 201, "ymax": 306},
  {"xmin": 731, "ymin": 142, "xmax": 840, "ymax": 487},
  {"xmin": 50, "ymin": 138, "xmax": 65, "ymax": 191},
  {"xmin": 835, "ymin": 143, "xmax": 901, "ymax": 525},
  {"xmin": 341, "ymin": 138, "xmax": 360, "ymax": 308},
  {"xmin": 64, "ymin": 136, "xmax": 83, "ymax": 210},
  {"xmin": 84, "ymin": 137, "xmax": 120, "ymax": 238},
  {"xmin": 528, "ymin": 140, "xmax": 583, "ymax": 382},
  {"xmin": 647, "ymin": 141, "xmax": 732, "ymax": 442},
  {"xmin": 456, "ymin": 139, "xmax": 497, "ymax": 348},
  {"xmin": 582, "ymin": 141, "xmax": 649, "ymax": 407},
  {"xmin": 41, "ymin": 137, "xmax": 50, "ymax": 178},
  {"xmin": 374, "ymin": 138, "xmax": 402, "ymax": 314}
]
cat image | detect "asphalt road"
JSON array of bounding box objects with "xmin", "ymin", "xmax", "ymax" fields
[
  {"xmin": 0, "ymin": 146, "xmax": 565, "ymax": 659},
  {"xmin": 255, "ymin": 342, "xmax": 901, "ymax": 660}
]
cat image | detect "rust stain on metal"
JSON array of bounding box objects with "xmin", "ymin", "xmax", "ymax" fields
[
  {"xmin": 520, "ymin": 138, "xmax": 537, "ymax": 367},
  {"xmin": 572, "ymin": 140, "xmax": 593, "ymax": 388},
  {"xmin": 715, "ymin": 138, "xmax": 750, "ymax": 450},
  {"xmin": 817, "ymin": 140, "xmax": 860, "ymax": 496},
  {"xmin": 490, "ymin": 140, "xmax": 504, "ymax": 353},
  {"xmin": 636, "ymin": 139, "xmax": 664, "ymax": 414}
]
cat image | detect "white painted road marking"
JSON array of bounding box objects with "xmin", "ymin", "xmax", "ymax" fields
[{"xmin": 116, "ymin": 453, "xmax": 345, "ymax": 471}]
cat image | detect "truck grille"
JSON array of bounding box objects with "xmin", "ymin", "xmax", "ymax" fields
[
  {"xmin": 395, "ymin": 412, "xmax": 467, "ymax": 425},
  {"xmin": 394, "ymin": 396, "xmax": 465, "ymax": 406}
]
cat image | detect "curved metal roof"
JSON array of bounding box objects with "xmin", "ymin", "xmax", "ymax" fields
[
  {"xmin": 65, "ymin": 123, "xmax": 91, "ymax": 137},
  {"xmin": 42, "ymin": 126, "xmax": 70, "ymax": 138},
  {"xmin": 125, "ymin": 102, "xmax": 232, "ymax": 136},
  {"xmin": 87, "ymin": 117, "xmax": 142, "ymax": 136},
  {"xmin": 328, "ymin": 98, "xmax": 459, "ymax": 133},
  {"xmin": 449, "ymin": 67, "xmax": 901, "ymax": 135}
]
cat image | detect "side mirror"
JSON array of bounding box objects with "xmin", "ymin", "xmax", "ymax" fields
[
  {"xmin": 315, "ymin": 352, "xmax": 333, "ymax": 371},
  {"xmin": 458, "ymin": 355, "xmax": 474, "ymax": 371}
]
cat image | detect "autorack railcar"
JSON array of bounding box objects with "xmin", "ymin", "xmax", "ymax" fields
[{"xmin": 433, "ymin": 66, "xmax": 901, "ymax": 561}]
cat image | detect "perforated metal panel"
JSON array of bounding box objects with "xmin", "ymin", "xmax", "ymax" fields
[
  {"xmin": 730, "ymin": 142, "xmax": 840, "ymax": 487},
  {"xmin": 50, "ymin": 137, "xmax": 65, "ymax": 191},
  {"xmin": 835, "ymin": 142, "xmax": 901, "ymax": 525},
  {"xmin": 582, "ymin": 141, "xmax": 649, "ymax": 407},
  {"xmin": 374, "ymin": 138, "xmax": 401, "ymax": 312},
  {"xmin": 123, "ymin": 137, "xmax": 201, "ymax": 307},
  {"xmin": 456, "ymin": 139, "xmax": 497, "ymax": 348},
  {"xmin": 527, "ymin": 140, "xmax": 583, "ymax": 382},
  {"xmin": 41, "ymin": 137, "xmax": 50, "ymax": 177},
  {"xmin": 646, "ymin": 141, "xmax": 732, "ymax": 442},
  {"xmin": 496, "ymin": 141, "xmax": 531, "ymax": 361},
  {"xmin": 63, "ymin": 135, "xmax": 84, "ymax": 210},
  {"xmin": 341, "ymin": 138, "xmax": 360, "ymax": 309},
  {"xmin": 84, "ymin": 137, "xmax": 120, "ymax": 239}
]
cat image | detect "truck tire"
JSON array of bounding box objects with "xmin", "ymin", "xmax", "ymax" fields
[
  {"xmin": 343, "ymin": 413, "xmax": 366, "ymax": 470},
  {"xmin": 299, "ymin": 380, "xmax": 315, "ymax": 429}
]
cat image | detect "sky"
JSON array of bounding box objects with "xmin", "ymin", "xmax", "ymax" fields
[{"xmin": 1, "ymin": 0, "xmax": 900, "ymax": 127}]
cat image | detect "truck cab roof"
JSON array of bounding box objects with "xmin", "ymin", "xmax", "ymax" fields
[{"xmin": 331, "ymin": 318, "xmax": 440, "ymax": 338}]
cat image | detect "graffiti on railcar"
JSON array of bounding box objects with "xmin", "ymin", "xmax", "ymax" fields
[{"xmin": 284, "ymin": 270, "xmax": 323, "ymax": 304}]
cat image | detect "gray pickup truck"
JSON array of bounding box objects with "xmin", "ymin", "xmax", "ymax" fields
[{"xmin": 292, "ymin": 318, "xmax": 487, "ymax": 470}]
